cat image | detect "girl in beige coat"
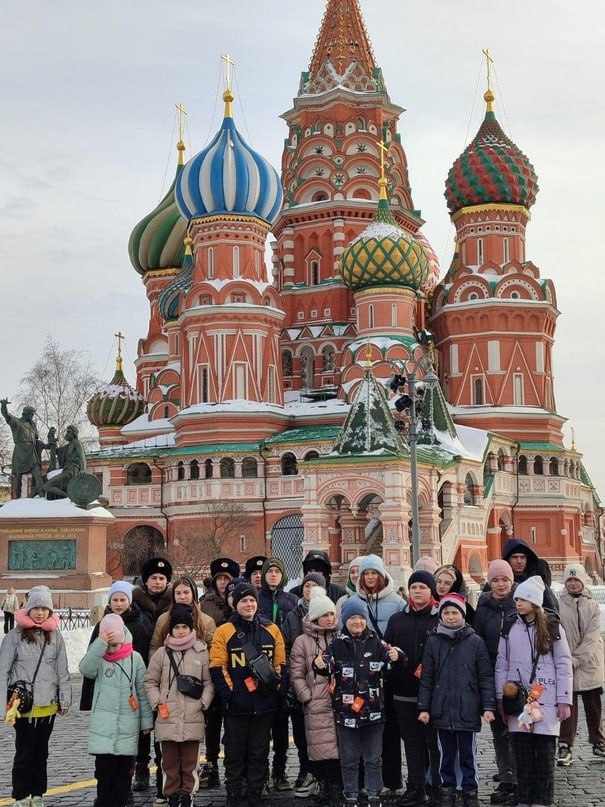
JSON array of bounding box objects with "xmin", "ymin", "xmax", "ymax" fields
[
  {"xmin": 557, "ymin": 564, "xmax": 605, "ymax": 766},
  {"xmin": 145, "ymin": 605, "xmax": 214, "ymax": 807},
  {"xmin": 290, "ymin": 588, "xmax": 341, "ymax": 805}
]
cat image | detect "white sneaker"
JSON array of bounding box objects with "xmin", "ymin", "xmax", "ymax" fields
[{"xmin": 295, "ymin": 773, "xmax": 317, "ymax": 797}]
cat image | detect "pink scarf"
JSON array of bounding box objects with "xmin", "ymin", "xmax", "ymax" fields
[
  {"xmin": 103, "ymin": 642, "xmax": 133, "ymax": 662},
  {"xmin": 165, "ymin": 631, "xmax": 197, "ymax": 651},
  {"xmin": 15, "ymin": 608, "xmax": 60, "ymax": 632}
]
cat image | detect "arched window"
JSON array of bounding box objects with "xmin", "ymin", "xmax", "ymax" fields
[
  {"xmin": 204, "ymin": 459, "xmax": 213, "ymax": 479},
  {"xmin": 242, "ymin": 457, "xmax": 258, "ymax": 478},
  {"xmin": 281, "ymin": 452, "xmax": 298, "ymax": 476},
  {"xmin": 126, "ymin": 462, "xmax": 152, "ymax": 485},
  {"xmin": 549, "ymin": 457, "xmax": 559, "ymax": 476},
  {"xmin": 463, "ymin": 474, "xmax": 475, "ymax": 506},
  {"xmin": 207, "ymin": 247, "xmax": 215, "ymax": 278},
  {"xmin": 177, "ymin": 461, "xmax": 185, "ymax": 481},
  {"xmin": 477, "ymin": 237, "xmax": 484, "ymax": 265},
  {"xmin": 233, "ymin": 245, "xmax": 240, "ymax": 277},
  {"xmin": 304, "ymin": 451, "xmax": 319, "ymax": 461},
  {"xmin": 534, "ymin": 456, "xmax": 544, "ymax": 475},
  {"xmin": 220, "ymin": 457, "xmax": 235, "ymax": 478},
  {"xmin": 503, "ymin": 237, "xmax": 510, "ymax": 263},
  {"xmin": 473, "ymin": 377, "xmax": 484, "ymax": 405},
  {"xmin": 497, "ymin": 450, "xmax": 506, "ymax": 471},
  {"xmin": 190, "ymin": 459, "xmax": 200, "ymax": 480},
  {"xmin": 368, "ymin": 304, "xmax": 375, "ymax": 328},
  {"xmin": 518, "ymin": 455, "xmax": 528, "ymax": 475}
]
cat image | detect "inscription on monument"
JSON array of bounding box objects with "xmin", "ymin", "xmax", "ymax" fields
[{"xmin": 8, "ymin": 539, "xmax": 77, "ymax": 570}]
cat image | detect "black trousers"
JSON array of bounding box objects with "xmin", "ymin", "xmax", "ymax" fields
[
  {"xmin": 394, "ymin": 699, "xmax": 440, "ymax": 788},
  {"xmin": 224, "ymin": 712, "xmax": 273, "ymax": 796},
  {"xmin": 271, "ymin": 706, "xmax": 290, "ymax": 775},
  {"xmin": 290, "ymin": 707, "xmax": 310, "ymax": 776},
  {"xmin": 136, "ymin": 728, "xmax": 151, "ymax": 772},
  {"xmin": 382, "ymin": 684, "xmax": 403, "ymax": 790},
  {"xmin": 95, "ymin": 753, "xmax": 134, "ymax": 807},
  {"xmin": 12, "ymin": 715, "xmax": 55, "ymax": 799},
  {"xmin": 204, "ymin": 694, "xmax": 222, "ymax": 765},
  {"xmin": 3, "ymin": 610, "xmax": 15, "ymax": 633},
  {"xmin": 512, "ymin": 732, "xmax": 556, "ymax": 806}
]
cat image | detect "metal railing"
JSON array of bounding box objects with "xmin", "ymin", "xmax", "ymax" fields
[{"xmin": 56, "ymin": 608, "xmax": 91, "ymax": 630}]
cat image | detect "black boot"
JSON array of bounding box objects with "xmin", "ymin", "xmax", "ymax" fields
[
  {"xmin": 490, "ymin": 784, "xmax": 517, "ymax": 805},
  {"xmin": 439, "ymin": 787, "xmax": 456, "ymax": 807},
  {"xmin": 462, "ymin": 791, "xmax": 479, "ymax": 807},
  {"xmin": 397, "ymin": 784, "xmax": 428, "ymax": 806},
  {"xmin": 132, "ymin": 766, "xmax": 150, "ymax": 792},
  {"xmin": 247, "ymin": 792, "xmax": 263, "ymax": 807}
]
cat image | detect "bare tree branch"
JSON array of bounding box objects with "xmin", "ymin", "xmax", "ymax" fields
[
  {"xmin": 168, "ymin": 500, "xmax": 249, "ymax": 579},
  {"xmin": 16, "ymin": 334, "xmax": 101, "ymax": 450}
]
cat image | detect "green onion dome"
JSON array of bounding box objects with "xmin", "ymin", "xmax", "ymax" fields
[
  {"xmin": 87, "ymin": 359, "xmax": 146, "ymax": 427},
  {"xmin": 128, "ymin": 144, "xmax": 188, "ymax": 276},
  {"xmin": 340, "ymin": 194, "xmax": 429, "ymax": 292},
  {"xmin": 445, "ymin": 91, "xmax": 539, "ymax": 214}
]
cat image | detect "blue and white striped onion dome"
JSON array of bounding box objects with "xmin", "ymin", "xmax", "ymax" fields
[{"xmin": 175, "ymin": 91, "xmax": 283, "ymax": 225}]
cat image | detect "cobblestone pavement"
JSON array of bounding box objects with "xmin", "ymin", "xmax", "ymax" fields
[{"xmin": 1, "ymin": 677, "xmax": 604, "ymax": 806}]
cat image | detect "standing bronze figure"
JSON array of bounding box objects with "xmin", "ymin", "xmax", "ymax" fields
[{"xmin": 0, "ymin": 399, "xmax": 45, "ymax": 498}]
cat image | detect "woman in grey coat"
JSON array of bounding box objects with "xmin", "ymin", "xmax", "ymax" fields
[
  {"xmin": 0, "ymin": 585, "xmax": 71, "ymax": 807},
  {"xmin": 556, "ymin": 564, "xmax": 605, "ymax": 766}
]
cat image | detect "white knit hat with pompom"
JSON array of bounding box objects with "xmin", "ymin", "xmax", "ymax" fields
[{"xmin": 307, "ymin": 586, "xmax": 336, "ymax": 622}]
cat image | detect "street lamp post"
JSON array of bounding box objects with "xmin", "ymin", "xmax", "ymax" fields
[{"xmin": 390, "ymin": 360, "xmax": 438, "ymax": 567}]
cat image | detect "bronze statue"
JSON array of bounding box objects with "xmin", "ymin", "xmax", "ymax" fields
[
  {"xmin": 0, "ymin": 399, "xmax": 45, "ymax": 498},
  {"xmin": 42, "ymin": 425, "xmax": 86, "ymax": 499}
]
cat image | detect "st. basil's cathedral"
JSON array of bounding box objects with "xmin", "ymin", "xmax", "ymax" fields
[{"xmin": 86, "ymin": 0, "xmax": 602, "ymax": 584}]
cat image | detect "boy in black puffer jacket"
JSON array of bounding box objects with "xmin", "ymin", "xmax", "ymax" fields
[
  {"xmin": 314, "ymin": 598, "xmax": 401, "ymax": 807},
  {"xmin": 418, "ymin": 594, "xmax": 496, "ymax": 807}
]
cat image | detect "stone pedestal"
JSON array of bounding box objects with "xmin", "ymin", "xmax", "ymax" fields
[{"xmin": 0, "ymin": 498, "xmax": 113, "ymax": 608}]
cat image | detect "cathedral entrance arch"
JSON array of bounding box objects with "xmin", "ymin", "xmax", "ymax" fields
[
  {"xmin": 122, "ymin": 525, "xmax": 165, "ymax": 576},
  {"xmin": 271, "ymin": 514, "xmax": 304, "ymax": 579}
]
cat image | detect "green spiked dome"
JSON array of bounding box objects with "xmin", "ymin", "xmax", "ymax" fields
[
  {"xmin": 128, "ymin": 145, "xmax": 187, "ymax": 276},
  {"xmin": 445, "ymin": 91, "xmax": 539, "ymax": 214},
  {"xmin": 87, "ymin": 359, "xmax": 146, "ymax": 428},
  {"xmin": 340, "ymin": 196, "xmax": 429, "ymax": 292}
]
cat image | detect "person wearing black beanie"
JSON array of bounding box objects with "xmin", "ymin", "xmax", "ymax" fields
[
  {"xmin": 384, "ymin": 573, "xmax": 441, "ymax": 807},
  {"xmin": 169, "ymin": 604, "xmax": 194, "ymax": 634}
]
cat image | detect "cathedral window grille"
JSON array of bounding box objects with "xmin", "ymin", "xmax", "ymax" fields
[
  {"xmin": 220, "ymin": 457, "xmax": 235, "ymax": 478},
  {"xmin": 281, "ymin": 452, "xmax": 298, "ymax": 476},
  {"xmin": 242, "ymin": 457, "xmax": 258, "ymax": 478},
  {"xmin": 126, "ymin": 463, "xmax": 151, "ymax": 485},
  {"xmin": 200, "ymin": 366, "xmax": 209, "ymax": 403}
]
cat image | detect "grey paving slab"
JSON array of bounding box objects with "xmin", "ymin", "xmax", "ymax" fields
[{"xmin": 1, "ymin": 676, "xmax": 604, "ymax": 805}]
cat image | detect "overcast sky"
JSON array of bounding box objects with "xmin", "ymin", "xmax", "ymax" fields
[{"xmin": 1, "ymin": 0, "xmax": 604, "ymax": 497}]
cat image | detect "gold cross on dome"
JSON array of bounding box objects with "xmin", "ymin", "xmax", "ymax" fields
[
  {"xmin": 114, "ymin": 331, "xmax": 124, "ymax": 359},
  {"xmin": 482, "ymin": 48, "xmax": 494, "ymax": 92},
  {"xmin": 220, "ymin": 53, "xmax": 235, "ymax": 91},
  {"xmin": 175, "ymin": 102, "xmax": 187, "ymax": 142},
  {"xmin": 376, "ymin": 138, "xmax": 389, "ymax": 182}
]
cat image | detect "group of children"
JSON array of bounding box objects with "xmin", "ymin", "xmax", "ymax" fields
[{"xmin": 0, "ymin": 553, "xmax": 576, "ymax": 807}]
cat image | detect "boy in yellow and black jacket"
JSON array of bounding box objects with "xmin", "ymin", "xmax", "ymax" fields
[{"xmin": 210, "ymin": 582, "xmax": 286, "ymax": 807}]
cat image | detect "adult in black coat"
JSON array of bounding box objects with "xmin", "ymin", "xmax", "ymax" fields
[
  {"xmin": 289, "ymin": 550, "xmax": 347, "ymax": 602},
  {"xmin": 501, "ymin": 539, "xmax": 559, "ymax": 612},
  {"xmin": 383, "ymin": 571, "xmax": 440, "ymax": 806}
]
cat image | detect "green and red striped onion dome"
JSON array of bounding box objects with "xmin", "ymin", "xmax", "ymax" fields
[
  {"xmin": 128, "ymin": 163, "xmax": 187, "ymax": 276},
  {"xmin": 340, "ymin": 197, "xmax": 429, "ymax": 292},
  {"xmin": 444, "ymin": 92, "xmax": 539, "ymax": 214},
  {"xmin": 87, "ymin": 366, "xmax": 146, "ymax": 427}
]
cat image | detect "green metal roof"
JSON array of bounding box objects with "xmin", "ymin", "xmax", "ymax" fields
[
  {"xmin": 263, "ymin": 426, "xmax": 341, "ymax": 445},
  {"xmin": 517, "ymin": 442, "xmax": 567, "ymax": 452}
]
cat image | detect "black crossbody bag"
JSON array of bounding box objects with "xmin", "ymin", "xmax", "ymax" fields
[
  {"xmin": 7, "ymin": 642, "xmax": 47, "ymax": 714},
  {"xmin": 167, "ymin": 649, "xmax": 203, "ymax": 700},
  {"xmin": 237, "ymin": 632, "xmax": 280, "ymax": 692}
]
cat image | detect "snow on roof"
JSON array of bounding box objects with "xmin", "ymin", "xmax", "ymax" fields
[
  {"xmin": 121, "ymin": 414, "xmax": 174, "ymax": 435},
  {"xmin": 96, "ymin": 384, "xmax": 143, "ymax": 401},
  {"xmin": 179, "ymin": 400, "xmax": 286, "ymax": 416},
  {"xmin": 196, "ymin": 278, "xmax": 273, "ymax": 293},
  {"xmin": 0, "ymin": 498, "xmax": 114, "ymax": 519},
  {"xmin": 434, "ymin": 423, "xmax": 489, "ymax": 463}
]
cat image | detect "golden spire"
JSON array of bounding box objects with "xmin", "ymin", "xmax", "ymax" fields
[
  {"xmin": 482, "ymin": 48, "xmax": 495, "ymax": 112},
  {"xmin": 184, "ymin": 235, "xmax": 193, "ymax": 256},
  {"xmin": 220, "ymin": 53, "xmax": 235, "ymax": 118},
  {"xmin": 365, "ymin": 339, "xmax": 373, "ymax": 367},
  {"xmin": 376, "ymin": 138, "xmax": 389, "ymax": 201},
  {"xmin": 114, "ymin": 331, "xmax": 125, "ymax": 373},
  {"xmin": 571, "ymin": 426, "xmax": 576, "ymax": 451},
  {"xmin": 175, "ymin": 102, "xmax": 187, "ymax": 165}
]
